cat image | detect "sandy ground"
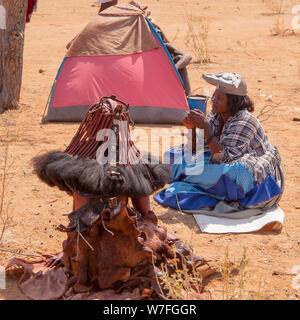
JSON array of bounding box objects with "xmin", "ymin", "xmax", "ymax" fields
[{"xmin": 0, "ymin": 0, "xmax": 300, "ymax": 300}]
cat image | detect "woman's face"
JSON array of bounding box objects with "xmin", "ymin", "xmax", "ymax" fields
[{"xmin": 211, "ymin": 89, "xmax": 229, "ymax": 114}]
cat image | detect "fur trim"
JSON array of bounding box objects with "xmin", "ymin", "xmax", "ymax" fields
[{"xmin": 32, "ymin": 151, "xmax": 171, "ymax": 197}]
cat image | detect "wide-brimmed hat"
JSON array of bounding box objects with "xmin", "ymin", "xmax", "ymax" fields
[{"xmin": 202, "ymin": 72, "xmax": 247, "ymax": 96}]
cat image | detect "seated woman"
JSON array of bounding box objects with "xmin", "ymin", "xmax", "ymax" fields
[{"xmin": 155, "ymin": 72, "xmax": 284, "ymax": 213}]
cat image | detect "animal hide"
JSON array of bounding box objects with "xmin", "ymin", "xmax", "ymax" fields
[{"xmin": 6, "ymin": 198, "xmax": 216, "ymax": 300}]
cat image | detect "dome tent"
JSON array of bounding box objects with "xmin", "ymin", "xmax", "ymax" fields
[{"xmin": 44, "ymin": 4, "xmax": 189, "ymax": 124}]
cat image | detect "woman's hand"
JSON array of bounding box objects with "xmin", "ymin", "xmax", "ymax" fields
[{"xmin": 182, "ymin": 109, "xmax": 208, "ymax": 129}]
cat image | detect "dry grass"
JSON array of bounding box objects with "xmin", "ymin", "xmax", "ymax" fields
[
  {"xmin": 260, "ymin": 0, "xmax": 295, "ymax": 36},
  {"xmin": 184, "ymin": 14, "xmax": 211, "ymax": 64},
  {"xmin": 155, "ymin": 243, "xmax": 206, "ymax": 300},
  {"xmin": 262, "ymin": 0, "xmax": 285, "ymax": 16},
  {"xmin": 157, "ymin": 244, "xmax": 271, "ymax": 300},
  {"xmin": 262, "ymin": 0, "xmax": 296, "ymax": 36},
  {"xmin": 218, "ymin": 246, "xmax": 248, "ymax": 300},
  {"xmin": 213, "ymin": 246, "xmax": 270, "ymax": 300},
  {"xmin": 170, "ymin": 28, "xmax": 180, "ymax": 45},
  {"xmin": 0, "ymin": 124, "xmax": 17, "ymax": 244},
  {"xmin": 257, "ymin": 102, "xmax": 282, "ymax": 123},
  {"xmin": 270, "ymin": 14, "xmax": 295, "ymax": 36}
]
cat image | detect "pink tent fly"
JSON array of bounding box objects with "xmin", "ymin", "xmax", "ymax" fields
[{"xmin": 43, "ymin": 4, "xmax": 188, "ymax": 124}]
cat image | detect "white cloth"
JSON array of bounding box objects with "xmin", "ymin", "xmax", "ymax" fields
[
  {"xmin": 192, "ymin": 206, "xmax": 284, "ymax": 234},
  {"xmin": 167, "ymin": 206, "xmax": 285, "ymax": 234}
]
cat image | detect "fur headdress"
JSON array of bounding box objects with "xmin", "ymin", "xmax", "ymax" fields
[{"xmin": 32, "ymin": 96, "xmax": 171, "ymax": 197}]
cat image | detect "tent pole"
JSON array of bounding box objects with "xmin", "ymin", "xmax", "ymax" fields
[{"xmin": 41, "ymin": 79, "xmax": 55, "ymax": 124}]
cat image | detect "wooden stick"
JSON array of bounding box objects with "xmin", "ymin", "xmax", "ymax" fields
[
  {"xmin": 257, "ymin": 102, "xmax": 282, "ymax": 122},
  {"xmin": 0, "ymin": 248, "xmax": 42, "ymax": 258}
]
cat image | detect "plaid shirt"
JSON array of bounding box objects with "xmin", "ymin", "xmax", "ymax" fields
[{"xmin": 204, "ymin": 109, "xmax": 282, "ymax": 183}]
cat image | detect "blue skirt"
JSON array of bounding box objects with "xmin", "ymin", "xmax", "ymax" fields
[{"xmin": 154, "ymin": 149, "xmax": 283, "ymax": 211}]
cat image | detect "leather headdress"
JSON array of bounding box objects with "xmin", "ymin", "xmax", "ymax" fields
[{"xmin": 32, "ymin": 96, "xmax": 171, "ymax": 198}]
